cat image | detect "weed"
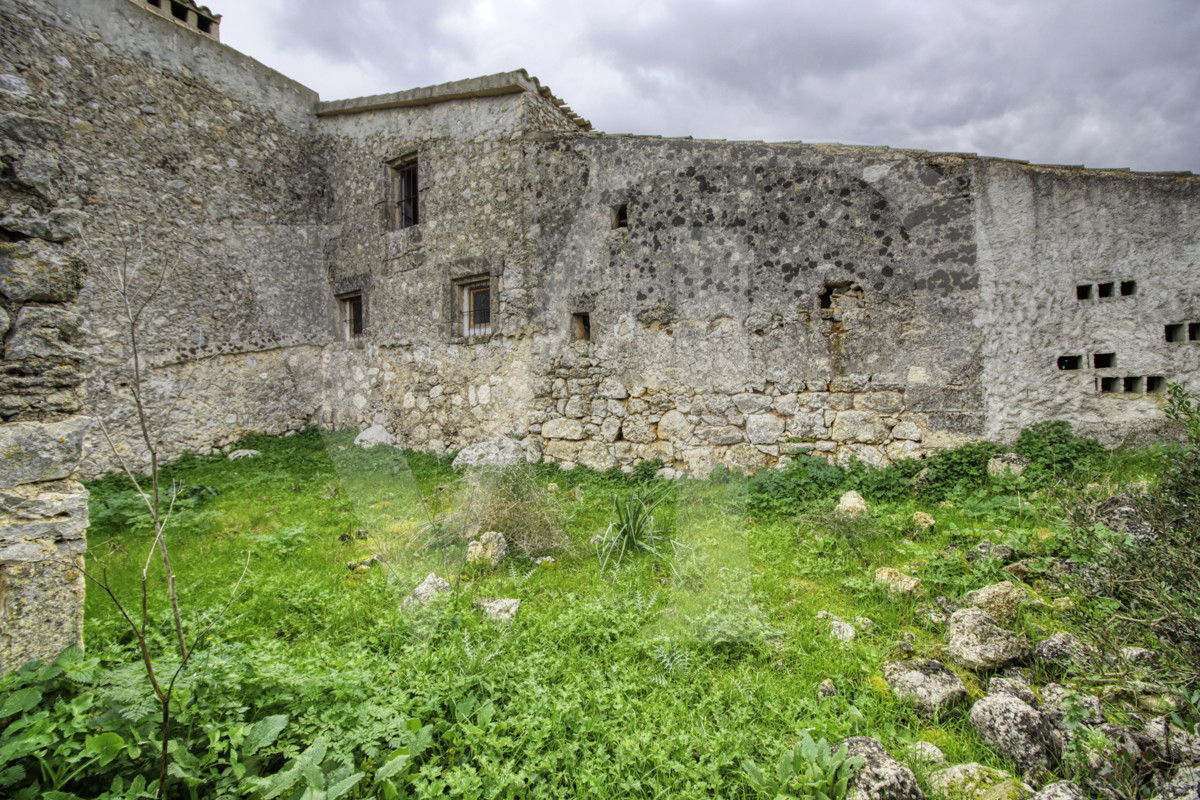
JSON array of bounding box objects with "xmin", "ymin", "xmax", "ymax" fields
[
  {"xmin": 742, "ymin": 732, "xmax": 865, "ymax": 800},
  {"xmin": 595, "ymin": 484, "xmax": 690, "ymax": 575}
]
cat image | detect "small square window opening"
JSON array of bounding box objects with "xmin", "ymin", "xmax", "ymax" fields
[
  {"xmin": 1166, "ymin": 324, "xmax": 1185, "ymax": 342},
  {"xmin": 1120, "ymin": 280, "xmax": 1137, "ymax": 296},
  {"xmin": 1123, "ymin": 376, "xmax": 1144, "ymax": 393},
  {"xmin": 460, "ymin": 281, "xmax": 491, "ymax": 337},
  {"xmin": 170, "ymin": 1, "xmax": 188, "ymax": 21},
  {"xmin": 612, "ymin": 203, "xmax": 628, "ymax": 230},
  {"xmin": 1097, "ymin": 282, "xmax": 1115, "ymax": 298},
  {"xmin": 571, "ymin": 313, "xmax": 591, "ymax": 342},
  {"xmin": 1190, "ymin": 323, "xmax": 1200, "ymax": 341},
  {"xmin": 1147, "ymin": 376, "xmax": 1166, "ymax": 393},
  {"xmin": 1076, "ymin": 284, "xmax": 1093, "ymax": 300},
  {"xmin": 147, "ymin": 0, "xmax": 162, "ymax": 7},
  {"xmin": 340, "ymin": 294, "xmax": 363, "ymax": 340},
  {"xmin": 1057, "ymin": 355, "xmax": 1081, "ymax": 370},
  {"xmin": 1093, "ymin": 352, "xmax": 1115, "ymax": 368},
  {"xmin": 197, "ymin": 16, "xmax": 213, "ymax": 33},
  {"xmin": 1099, "ymin": 376, "xmax": 1119, "ymax": 393}
]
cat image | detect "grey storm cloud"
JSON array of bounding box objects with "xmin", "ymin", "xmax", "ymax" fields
[{"xmin": 238, "ymin": 0, "xmax": 1200, "ymax": 172}]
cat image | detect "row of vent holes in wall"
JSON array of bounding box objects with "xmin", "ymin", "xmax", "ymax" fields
[
  {"xmin": 1098, "ymin": 376, "xmax": 1165, "ymax": 394},
  {"xmin": 1165, "ymin": 323, "xmax": 1200, "ymax": 342},
  {"xmin": 1076, "ymin": 281, "xmax": 1136, "ymax": 300},
  {"xmin": 1058, "ymin": 353, "xmax": 1115, "ymax": 370},
  {"xmin": 146, "ymin": 0, "xmax": 215, "ymax": 34}
]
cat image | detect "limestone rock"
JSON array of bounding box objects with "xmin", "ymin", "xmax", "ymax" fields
[
  {"xmin": 0, "ymin": 417, "xmax": 90, "ymax": 488},
  {"xmin": 818, "ymin": 611, "xmax": 857, "ymax": 642},
  {"xmin": 970, "ymin": 694, "xmax": 1059, "ymax": 774},
  {"xmin": 875, "ymin": 567, "xmax": 923, "ymax": 596},
  {"xmin": 354, "ymin": 424, "xmax": 394, "ymax": 449},
  {"xmin": 1152, "ymin": 767, "xmax": 1200, "ymax": 800},
  {"xmin": 452, "ymin": 436, "xmax": 524, "ymax": 469},
  {"xmin": 1041, "ymin": 684, "xmax": 1104, "ymax": 729},
  {"xmin": 948, "ymin": 608, "xmax": 1032, "ymax": 670},
  {"xmin": 988, "ymin": 453, "xmax": 1030, "ymax": 478},
  {"xmin": 832, "ymin": 411, "xmax": 889, "ymax": 444},
  {"xmin": 474, "ymin": 597, "xmax": 521, "ymax": 621},
  {"xmin": 837, "ymin": 737, "xmax": 925, "ymax": 800},
  {"xmin": 1120, "ymin": 647, "xmax": 1160, "ymax": 668},
  {"xmin": 466, "ymin": 531, "xmax": 508, "ymax": 567},
  {"xmin": 1143, "ymin": 718, "xmax": 1200, "ymax": 766},
  {"xmin": 0, "ymin": 240, "xmax": 81, "ymax": 302},
  {"xmin": 227, "ymin": 449, "xmax": 261, "ymax": 460},
  {"xmin": 837, "ymin": 490, "xmax": 869, "ymax": 515},
  {"xmin": 818, "ymin": 678, "xmax": 839, "ymax": 697},
  {"xmin": 882, "ymin": 659, "xmax": 968, "ymax": 717},
  {"xmin": 598, "ymin": 378, "xmax": 628, "ymax": 399},
  {"xmin": 0, "ymin": 205, "xmax": 87, "ymax": 243},
  {"xmin": 905, "ymin": 741, "xmax": 946, "ymax": 766},
  {"xmin": 1030, "ymin": 782, "xmax": 1085, "ymax": 800},
  {"xmin": 657, "ymin": 409, "xmax": 693, "ymax": 442},
  {"xmin": 988, "ymin": 675, "xmax": 1038, "ymax": 707},
  {"xmin": 542, "ymin": 417, "xmax": 585, "ymax": 440},
  {"xmin": 891, "ymin": 421, "xmax": 923, "ymax": 442},
  {"xmin": 621, "ymin": 416, "xmax": 656, "ymax": 444},
  {"xmin": 962, "ymin": 581, "xmax": 1025, "ymax": 625},
  {"xmin": 4, "ymin": 306, "xmax": 85, "ymax": 360},
  {"xmin": 696, "ymin": 425, "xmax": 744, "ymax": 445},
  {"xmin": 927, "ymin": 764, "xmax": 1028, "ymax": 800},
  {"xmin": 402, "ymin": 573, "xmax": 451, "ymax": 608},
  {"xmin": 746, "ymin": 413, "xmax": 785, "ymax": 444},
  {"xmin": 1035, "ymin": 631, "xmax": 1094, "ymax": 672},
  {"xmin": 912, "ymin": 511, "xmax": 936, "ymax": 531}
]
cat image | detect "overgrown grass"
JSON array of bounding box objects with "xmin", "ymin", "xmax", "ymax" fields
[{"xmin": 3, "ymin": 423, "xmax": 1194, "ymax": 799}]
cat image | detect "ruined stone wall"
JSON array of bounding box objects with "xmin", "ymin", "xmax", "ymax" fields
[
  {"xmin": 974, "ymin": 161, "xmax": 1200, "ymax": 445},
  {"xmin": 0, "ymin": 0, "xmax": 335, "ymax": 477}
]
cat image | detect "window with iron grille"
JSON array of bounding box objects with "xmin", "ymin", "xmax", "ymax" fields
[
  {"xmin": 459, "ymin": 280, "xmax": 491, "ymax": 337},
  {"xmin": 339, "ymin": 294, "xmax": 364, "ymax": 340},
  {"xmin": 392, "ymin": 156, "xmax": 419, "ymax": 229}
]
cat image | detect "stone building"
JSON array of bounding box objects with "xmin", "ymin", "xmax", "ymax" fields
[{"xmin": 1, "ymin": 0, "xmax": 1198, "ymax": 667}]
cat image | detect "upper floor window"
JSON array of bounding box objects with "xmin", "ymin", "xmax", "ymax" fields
[{"xmin": 391, "ymin": 155, "xmax": 419, "ymax": 229}]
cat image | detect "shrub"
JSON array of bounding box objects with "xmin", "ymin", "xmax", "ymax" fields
[
  {"xmin": 918, "ymin": 441, "xmax": 1005, "ymax": 500},
  {"xmin": 1014, "ymin": 420, "xmax": 1102, "ymax": 482},
  {"xmin": 747, "ymin": 456, "xmax": 846, "ymax": 520}
]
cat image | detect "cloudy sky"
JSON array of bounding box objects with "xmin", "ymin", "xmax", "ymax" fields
[{"xmin": 221, "ymin": 0, "xmax": 1200, "ymax": 173}]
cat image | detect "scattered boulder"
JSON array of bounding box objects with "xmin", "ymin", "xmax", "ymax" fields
[
  {"xmin": 948, "ymin": 609, "xmax": 1032, "ymax": 670},
  {"xmin": 1035, "ymin": 632, "xmax": 1095, "ymax": 672},
  {"xmin": 882, "ymin": 660, "xmax": 968, "ymax": 717},
  {"xmin": 969, "ymin": 540, "xmax": 1017, "ymax": 563},
  {"xmin": 875, "ymin": 567, "xmax": 923, "ymax": 596},
  {"xmin": 912, "ymin": 511, "xmax": 936, "ymax": 531},
  {"xmin": 227, "ymin": 449, "xmax": 261, "ymax": 460},
  {"xmin": 837, "ymin": 490, "xmax": 869, "ymax": 516},
  {"xmin": 988, "ymin": 675, "xmax": 1038, "ymax": 707},
  {"xmin": 402, "ymin": 573, "xmax": 451, "ymax": 608},
  {"xmin": 1096, "ymin": 494, "xmax": 1158, "ymax": 542},
  {"xmin": 818, "ymin": 611, "xmax": 857, "ymax": 642},
  {"xmin": 1151, "ymin": 768, "xmax": 1200, "ymax": 800},
  {"xmin": 466, "ymin": 531, "xmax": 508, "ymax": 567},
  {"xmin": 970, "ymin": 694, "xmax": 1060, "ymax": 774},
  {"xmin": 905, "ymin": 741, "xmax": 946, "ymax": 766},
  {"xmin": 474, "ymin": 598, "xmax": 521, "ymax": 622},
  {"xmin": 817, "ymin": 678, "xmax": 839, "ymax": 698},
  {"xmin": 927, "ymin": 763, "xmax": 1030, "ymax": 800},
  {"xmin": 988, "ymin": 453, "xmax": 1031, "ymax": 478},
  {"xmin": 452, "ymin": 436, "xmax": 526, "ymax": 469},
  {"xmin": 1041, "ymin": 684, "xmax": 1104, "ymax": 729},
  {"xmin": 1143, "ymin": 718, "xmax": 1200, "ymax": 766},
  {"xmin": 837, "ymin": 737, "xmax": 925, "ymax": 800},
  {"xmin": 962, "ymin": 581, "xmax": 1025, "ymax": 625},
  {"xmin": 1068, "ymin": 723, "xmax": 1148, "ymax": 799},
  {"xmin": 1030, "ymin": 782, "xmax": 1086, "ymax": 800},
  {"xmin": 354, "ymin": 424, "xmax": 394, "ymax": 449},
  {"xmin": 854, "ymin": 616, "xmax": 876, "ymax": 632}
]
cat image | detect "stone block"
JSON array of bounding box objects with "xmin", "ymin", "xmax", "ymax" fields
[
  {"xmin": 597, "ymin": 377, "xmax": 628, "ymax": 399},
  {"xmin": 696, "ymin": 425, "xmax": 744, "ymax": 445},
  {"xmin": 0, "ymin": 205, "xmax": 88, "ymax": 243},
  {"xmin": 656, "ymin": 409, "xmax": 693, "ymax": 442},
  {"xmin": 891, "ymin": 421, "xmax": 923, "ymax": 441},
  {"xmin": 831, "ymin": 410, "xmax": 889, "ymax": 443},
  {"xmin": 0, "ymin": 417, "xmax": 90, "ymax": 487},
  {"xmin": 4, "ymin": 306, "xmax": 85, "ymax": 361},
  {"xmin": 745, "ymin": 413, "xmax": 785, "ymax": 444},
  {"xmin": 732, "ymin": 393, "xmax": 773, "ymax": 413},
  {"xmin": 620, "ymin": 416, "xmax": 656, "ymax": 444},
  {"xmin": 855, "ymin": 391, "xmax": 904, "ymax": 414},
  {"xmin": 0, "ymin": 241, "xmax": 82, "ymax": 302},
  {"xmin": 0, "ymin": 557, "xmax": 85, "ymax": 673},
  {"xmin": 541, "ymin": 418, "xmax": 585, "ymax": 440}
]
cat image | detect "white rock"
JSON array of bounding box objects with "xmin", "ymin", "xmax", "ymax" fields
[
  {"xmin": 402, "ymin": 573, "xmax": 451, "ymax": 608},
  {"xmin": 837, "ymin": 490, "xmax": 869, "ymax": 516},
  {"xmin": 452, "ymin": 436, "xmax": 524, "ymax": 470},
  {"xmin": 354, "ymin": 424, "xmax": 394, "ymax": 449},
  {"xmin": 227, "ymin": 449, "xmax": 261, "ymax": 460},
  {"xmin": 474, "ymin": 598, "xmax": 521, "ymax": 621}
]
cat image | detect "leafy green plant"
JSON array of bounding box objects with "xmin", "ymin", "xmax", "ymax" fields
[
  {"xmin": 742, "ymin": 733, "xmax": 865, "ymax": 800},
  {"xmin": 595, "ymin": 485, "xmax": 690, "ymax": 575},
  {"xmin": 748, "ymin": 456, "xmax": 847, "ymax": 520},
  {"xmin": 918, "ymin": 441, "xmax": 1005, "ymax": 500},
  {"xmin": 1014, "ymin": 420, "xmax": 1102, "ymax": 483}
]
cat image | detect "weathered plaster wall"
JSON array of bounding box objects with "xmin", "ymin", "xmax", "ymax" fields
[
  {"xmin": 975, "ymin": 161, "xmax": 1200, "ymax": 445},
  {"xmin": 1, "ymin": 0, "xmax": 337, "ymax": 476}
]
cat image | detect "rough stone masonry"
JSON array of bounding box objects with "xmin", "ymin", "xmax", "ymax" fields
[{"xmin": 1, "ymin": 0, "xmax": 1198, "ymax": 669}]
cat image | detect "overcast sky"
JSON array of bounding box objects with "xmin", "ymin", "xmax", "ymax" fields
[{"xmin": 220, "ymin": 0, "xmax": 1200, "ymax": 173}]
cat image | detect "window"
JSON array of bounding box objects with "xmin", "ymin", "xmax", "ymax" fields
[
  {"xmin": 170, "ymin": 1, "xmax": 188, "ymax": 21},
  {"xmin": 197, "ymin": 15, "xmax": 213, "ymax": 33},
  {"xmin": 1092, "ymin": 352, "xmax": 1115, "ymax": 368},
  {"xmin": 1123, "ymin": 376, "xmax": 1144, "ymax": 393},
  {"xmin": 1166, "ymin": 323, "xmax": 1185, "ymax": 342},
  {"xmin": 1057, "ymin": 355, "xmax": 1081, "ymax": 370},
  {"xmin": 459, "ymin": 280, "xmax": 491, "ymax": 337},
  {"xmin": 571, "ymin": 313, "xmax": 591, "ymax": 341},
  {"xmin": 391, "ymin": 156, "xmax": 419, "ymax": 229},
  {"xmin": 1097, "ymin": 282, "xmax": 1115, "ymax": 298},
  {"xmin": 339, "ymin": 294, "xmax": 363, "ymax": 340},
  {"xmin": 612, "ymin": 203, "xmax": 628, "ymax": 230},
  {"xmin": 1147, "ymin": 376, "xmax": 1166, "ymax": 393},
  {"xmin": 1076, "ymin": 284, "xmax": 1093, "ymax": 300},
  {"xmin": 1120, "ymin": 280, "xmax": 1137, "ymax": 296}
]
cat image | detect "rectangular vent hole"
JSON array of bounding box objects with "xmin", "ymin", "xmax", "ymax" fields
[
  {"xmin": 1147, "ymin": 376, "xmax": 1166, "ymax": 393},
  {"xmin": 1120, "ymin": 280, "xmax": 1137, "ymax": 296},
  {"xmin": 1076, "ymin": 284, "xmax": 1093, "ymax": 300},
  {"xmin": 571, "ymin": 313, "xmax": 591, "ymax": 342},
  {"xmin": 1097, "ymin": 282, "xmax": 1115, "ymax": 298},
  {"xmin": 1166, "ymin": 323, "xmax": 1185, "ymax": 342},
  {"xmin": 1190, "ymin": 323, "xmax": 1200, "ymax": 341},
  {"xmin": 612, "ymin": 203, "xmax": 628, "ymax": 230},
  {"xmin": 1099, "ymin": 376, "xmax": 1119, "ymax": 393},
  {"xmin": 1057, "ymin": 355, "xmax": 1082, "ymax": 370},
  {"xmin": 198, "ymin": 16, "xmax": 213, "ymax": 33},
  {"xmin": 1092, "ymin": 352, "xmax": 1115, "ymax": 368},
  {"xmin": 1123, "ymin": 376, "xmax": 1144, "ymax": 393},
  {"xmin": 170, "ymin": 1, "xmax": 188, "ymax": 20}
]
